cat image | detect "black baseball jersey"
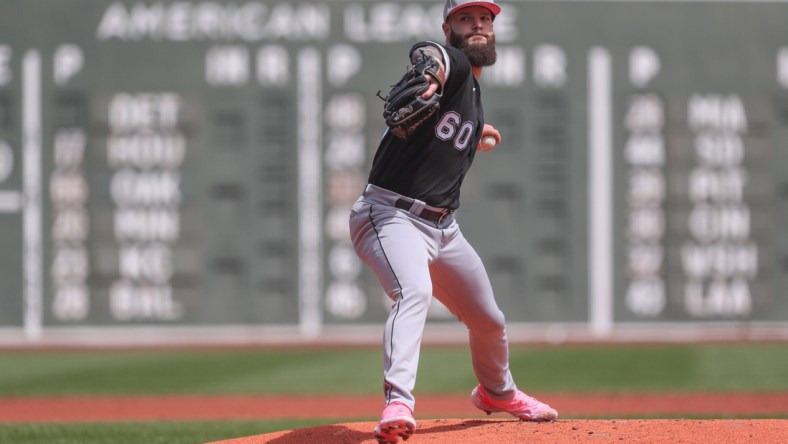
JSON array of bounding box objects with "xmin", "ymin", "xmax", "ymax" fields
[{"xmin": 368, "ymin": 41, "xmax": 484, "ymax": 210}]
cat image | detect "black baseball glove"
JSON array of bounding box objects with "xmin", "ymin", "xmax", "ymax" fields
[{"xmin": 378, "ymin": 50, "xmax": 445, "ymax": 138}]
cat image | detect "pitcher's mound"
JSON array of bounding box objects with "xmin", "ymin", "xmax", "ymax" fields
[{"xmin": 210, "ymin": 418, "xmax": 788, "ymax": 443}]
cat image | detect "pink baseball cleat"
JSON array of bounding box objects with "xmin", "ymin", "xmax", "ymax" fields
[
  {"xmin": 471, "ymin": 384, "xmax": 558, "ymax": 422},
  {"xmin": 373, "ymin": 401, "xmax": 416, "ymax": 443}
]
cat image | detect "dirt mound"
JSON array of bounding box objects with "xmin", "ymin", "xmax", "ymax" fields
[
  {"xmin": 2, "ymin": 393, "xmax": 786, "ymax": 443},
  {"xmin": 3, "ymin": 392, "xmax": 787, "ymax": 422},
  {"xmin": 209, "ymin": 419, "xmax": 788, "ymax": 444}
]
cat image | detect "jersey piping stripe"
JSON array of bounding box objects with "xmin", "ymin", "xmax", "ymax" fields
[{"xmin": 368, "ymin": 203, "xmax": 403, "ymax": 404}]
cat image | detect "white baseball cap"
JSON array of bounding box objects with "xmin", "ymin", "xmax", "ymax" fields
[{"xmin": 443, "ymin": 0, "xmax": 501, "ymax": 21}]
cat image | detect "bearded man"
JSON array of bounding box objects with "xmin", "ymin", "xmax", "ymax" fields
[{"xmin": 348, "ymin": 2, "xmax": 558, "ymax": 442}]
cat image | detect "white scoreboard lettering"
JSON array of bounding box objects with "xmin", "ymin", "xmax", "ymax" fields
[{"xmin": 0, "ymin": 0, "xmax": 786, "ymax": 340}]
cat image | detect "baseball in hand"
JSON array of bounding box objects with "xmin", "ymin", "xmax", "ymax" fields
[{"xmin": 481, "ymin": 136, "xmax": 497, "ymax": 150}]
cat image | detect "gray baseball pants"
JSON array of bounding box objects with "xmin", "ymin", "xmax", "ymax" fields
[{"xmin": 349, "ymin": 184, "xmax": 517, "ymax": 412}]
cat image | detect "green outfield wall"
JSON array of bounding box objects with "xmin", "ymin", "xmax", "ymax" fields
[{"xmin": 0, "ymin": 0, "xmax": 787, "ymax": 342}]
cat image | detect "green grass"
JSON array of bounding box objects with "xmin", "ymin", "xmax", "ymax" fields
[
  {"xmin": 506, "ymin": 343, "xmax": 788, "ymax": 393},
  {"xmin": 0, "ymin": 348, "xmax": 382, "ymax": 396},
  {"xmin": 2, "ymin": 344, "xmax": 787, "ymax": 396},
  {"xmin": 1, "ymin": 343, "xmax": 786, "ymax": 443},
  {"xmin": 0, "ymin": 420, "xmax": 331, "ymax": 444}
]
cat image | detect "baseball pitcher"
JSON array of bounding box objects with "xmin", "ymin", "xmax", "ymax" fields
[{"xmin": 349, "ymin": 1, "xmax": 558, "ymax": 442}]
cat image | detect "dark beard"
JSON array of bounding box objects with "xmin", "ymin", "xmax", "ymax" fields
[{"xmin": 449, "ymin": 29, "xmax": 497, "ymax": 67}]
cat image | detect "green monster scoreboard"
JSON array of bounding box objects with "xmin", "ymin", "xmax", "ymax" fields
[{"xmin": 1, "ymin": 0, "xmax": 787, "ymax": 341}]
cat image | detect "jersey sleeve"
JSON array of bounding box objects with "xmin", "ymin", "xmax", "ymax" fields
[
  {"xmin": 409, "ymin": 41, "xmax": 452, "ymax": 80},
  {"xmin": 409, "ymin": 42, "xmax": 470, "ymax": 97}
]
